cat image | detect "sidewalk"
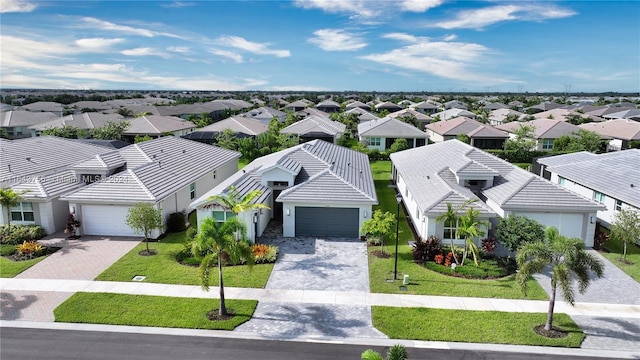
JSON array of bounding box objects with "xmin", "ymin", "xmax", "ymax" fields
[{"xmin": 2, "ymin": 278, "xmax": 639, "ymax": 318}]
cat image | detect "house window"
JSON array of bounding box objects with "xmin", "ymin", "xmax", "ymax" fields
[
  {"xmin": 11, "ymin": 202, "xmax": 35, "ymax": 222},
  {"xmin": 593, "ymin": 191, "xmax": 606, "ymax": 203},
  {"xmin": 190, "ymin": 183, "xmax": 196, "ymax": 199},
  {"xmin": 615, "ymin": 200, "xmax": 623, "ymax": 211},
  {"xmin": 542, "ymin": 139, "xmax": 554, "ymax": 150},
  {"xmin": 443, "ymin": 220, "xmax": 457, "ymax": 240},
  {"xmin": 558, "ymin": 176, "xmax": 565, "ymax": 186},
  {"xmin": 212, "ymin": 210, "xmax": 235, "ymax": 223},
  {"xmin": 369, "ymin": 137, "xmax": 381, "ymax": 146}
]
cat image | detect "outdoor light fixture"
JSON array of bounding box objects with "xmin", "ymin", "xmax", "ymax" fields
[
  {"xmin": 590, "ymin": 216, "xmax": 595, "ymax": 224},
  {"xmin": 253, "ymin": 213, "xmax": 258, "ymax": 224},
  {"xmin": 394, "ymin": 193, "xmax": 402, "ymax": 280},
  {"xmin": 286, "ymin": 208, "xmax": 290, "ymax": 216},
  {"xmin": 364, "ymin": 210, "xmax": 368, "ymax": 218}
]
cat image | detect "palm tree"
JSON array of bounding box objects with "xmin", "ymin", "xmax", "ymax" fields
[
  {"xmin": 457, "ymin": 207, "xmax": 488, "ymax": 266},
  {"xmin": 516, "ymin": 227, "xmax": 604, "ymax": 332},
  {"xmin": 207, "ymin": 186, "xmax": 270, "ymax": 240},
  {"xmin": 193, "ymin": 216, "xmax": 254, "ymax": 317},
  {"xmin": 0, "ymin": 187, "xmax": 28, "ymax": 235},
  {"xmin": 436, "ymin": 199, "xmax": 477, "ymax": 265},
  {"xmin": 361, "ymin": 344, "xmax": 408, "ymax": 360}
]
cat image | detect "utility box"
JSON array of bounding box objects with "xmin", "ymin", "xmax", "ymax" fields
[{"xmin": 403, "ymin": 274, "xmax": 410, "ymax": 285}]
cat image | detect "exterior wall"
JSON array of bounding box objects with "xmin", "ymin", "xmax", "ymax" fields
[
  {"xmin": 0, "ymin": 201, "xmax": 41, "ymax": 229},
  {"xmin": 360, "ymin": 136, "xmax": 386, "ymax": 152},
  {"xmin": 427, "ymin": 131, "xmax": 445, "ymax": 143},
  {"xmin": 505, "ymin": 209, "xmax": 596, "ymax": 247},
  {"xmin": 282, "ymin": 202, "xmax": 373, "ymax": 238}
]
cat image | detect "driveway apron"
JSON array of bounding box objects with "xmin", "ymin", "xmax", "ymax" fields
[{"xmin": 236, "ymin": 226, "xmax": 386, "ymax": 339}]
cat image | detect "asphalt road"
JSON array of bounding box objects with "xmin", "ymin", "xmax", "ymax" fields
[{"xmin": 0, "ymin": 328, "xmax": 614, "ymax": 360}]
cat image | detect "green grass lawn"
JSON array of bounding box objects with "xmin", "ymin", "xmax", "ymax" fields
[
  {"xmin": 368, "ymin": 161, "xmax": 547, "ymax": 300},
  {"xmin": 0, "ymin": 244, "xmax": 48, "ymax": 278},
  {"xmin": 95, "ymin": 212, "xmax": 274, "ymax": 288},
  {"xmin": 54, "ymin": 292, "xmax": 256, "ymax": 330},
  {"xmin": 372, "ymin": 307, "xmax": 584, "ymax": 347},
  {"xmin": 601, "ymin": 237, "xmax": 640, "ymax": 283}
]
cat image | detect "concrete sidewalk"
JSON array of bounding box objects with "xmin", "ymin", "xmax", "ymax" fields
[{"xmin": 2, "ymin": 278, "xmax": 640, "ymax": 318}]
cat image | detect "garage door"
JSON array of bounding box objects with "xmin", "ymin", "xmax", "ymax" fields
[
  {"xmin": 295, "ymin": 207, "xmax": 359, "ymax": 238},
  {"xmin": 82, "ymin": 204, "xmax": 136, "ymax": 236},
  {"xmin": 515, "ymin": 212, "xmax": 585, "ymax": 240}
]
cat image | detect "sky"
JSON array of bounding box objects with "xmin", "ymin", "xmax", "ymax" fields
[{"xmin": 1, "ymin": 0, "xmax": 638, "ymax": 93}]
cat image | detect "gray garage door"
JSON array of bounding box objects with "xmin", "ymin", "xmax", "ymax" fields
[{"xmin": 295, "ymin": 207, "xmax": 359, "ymax": 238}]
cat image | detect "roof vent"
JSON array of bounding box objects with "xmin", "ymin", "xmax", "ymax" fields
[
  {"xmin": 182, "ymin": 149, "xmax": 186, "ymax": 154},
  {"xmin": 158, "ymin": 161, "xmax": 162, "ymax": 168},
  {"xmin": 26, "ymin": 157, "xmax": 31, "ymax": 161},
  {"xmin": 632, "ymin": 184, "xmax": 635, "ymax": 188}
]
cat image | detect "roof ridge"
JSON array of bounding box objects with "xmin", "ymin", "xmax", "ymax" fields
[
  {"xmin": 34, "ymin": 177, "xmax": 48, "ymax": 198},
  {"xmin": 329, "ymin": 166, "xmax": 376, "ymax": 201},
  {"xmin": 95, "ymin": 154, "xmax": 108, "ymax": 167},
  {"xmin": 128, "ymin": 169, "xmax": 156, "ymax": 200},
  {"xmin": 232, "ymin": 116, "xmax": 256, "ymax": 135}
]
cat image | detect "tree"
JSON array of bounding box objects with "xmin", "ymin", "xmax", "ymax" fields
[
  {"xmin": 436, "ymin": 200, "xmax": 476, "ymax": 265},
  {"xmin": 92, "ymin": 120, "xmax": 130, "ymax": 140},
  {"xmin": 553, "ymin": 130, "xmax": 602, "ymax": 153},
  {"xmin": 214, "ymin": 129, "xmax": 239, "ymax": 151},
  {"xmin": 516, "ymin": 227, "xmax": 603, "ymax": 332},
  {"xmin": 42, "ymin": 125, "xmax": 83, "ymax": 139},
  {"xmin": 610, "ymin": 209, "xmax": 640, "ymax": 262},
  {"xmin": 125, "ymin": 202, "xmax": 163, "ymax": 255},
  {"xmin": 0, "ymin": 187, "xmax": 28, "ymax": 235},
  {"xmin": 193, "ymin": 216, "xmax": 254, "ymax": 317},
  {"xmin": 206, "ymin": 186, "xmax": 270, "ymax": 240},
  {"xmin": 388, "ymin": 138, "xmax": 409, "ymax": 154},
  {"xmin": 495, "ymin": 214, "xmax": 545, "ymax": 257},
  {"xmin": 504, "ymin": 125, "xmax": 536, "ymax": 153},
  {"xmin": 456, "ymin": 134, "xmax": 470, "ymax": 144},
  {"xmin": 360, "ymin": 210, "xmax": 396, "ymax": 253},
  {"xmin": 361, "ymin": 344, "xmax": 408, "ymax": 360},
  {"xmin": 457, "ymin": 207, "xmax": 488, "ymax": 266},
  {"xmin": 134, "ymin": 135, "xmax": 153, "ymax": 143}
]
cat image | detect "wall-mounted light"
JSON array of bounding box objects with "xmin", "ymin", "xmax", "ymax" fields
[
  {"xmin": 589, "ymin": 216, "xmax": 595, "ymax": 224},
  {"xmin": 253, "ymin": 213, "xmax": 258, "ymax": 224},
  {"xmin": 286, "ymin": 208, "xmax": 290, "ymax": 216},
  {"xmin": 364, "ymin": 210, "xmax": 368, "ymax": 218}
]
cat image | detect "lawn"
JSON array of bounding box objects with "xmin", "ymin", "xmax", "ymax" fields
[
  {"xmin": 600, "ymin": 237, "xmax": 640, "ymax": 283},
  {"xmin": 368, "ymin": 160, "xmax": 547, "ymax": 300},
  {"xmin": 54, "ymin": 292, "xmax": 256, "ymax": 330},
  {"xmin": 372, "ymin": 306, "xmax": 584, "ymax": 347},
  {"xmin": 95, "ymin": 212, "xmax": 274, "ymax": 288},
  {"xmin": 0, "ymin": 244, "xmax": 50, "ymax": 278}
]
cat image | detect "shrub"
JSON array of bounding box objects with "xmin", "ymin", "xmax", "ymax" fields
[
  {"xmin": 15, "ymin": 241, "xmax": 44, "ymax": 260},
  {"xmin": 166, "ymin": 212, "xmax": 187, "ymax": 233},
  {"xmin": 424, "ymin": 259, "xmax": 508, "ymax": 279},
  {"xmin": 594, "ymin": 230, "xmax": 610, "ymax": 250},
  {"xmin": 481, "ymin": 237, "xmax": 498, "ymax": 254},
  {"xmin": 366, "ymin": 235, "xmax": 383, "ymax": 246},
  {"xmin": 434, "ymin": 253, "xmax": 444, "ymax": 265},
  {"xmin": 412, "ymin": 236, "xmax": 442, "ymax": 263},
  {"xmin": 252, "ymin": 244, "xmax": 278, "ymax": 264},
  {"xmin": 0, "ymin": 225, "xmax": 47, "ymax": 245}
]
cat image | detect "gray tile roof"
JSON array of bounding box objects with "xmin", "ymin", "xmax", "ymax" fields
[
  {"xmin": 1, "ymin": 111, "xmax": 59, "ymax": 127},
  {"xmin": 432, "ymin": 108, "xmax": 476, "ymax": 120},
  {"xmin": 427, "ymin": 117, "xmax": 507, "ymax": 138},
  {"xmin": 71, "ymin": 151, "xmax": 127, "ymax": 171},
  {"xmin": 197, "ymin": 116, "xmax": 268, "ymax": 136},
  {"xmin": 495, "ymin": 119, "xmax": 581, "ymax": 139},
  {"xmin": 345, "ymin": 101, "xmax": 371, "ymax": 110},
  {"xmin": 280, "ymin": 115, "xmax": 345, "ymax": 136},
  {"xmin": 579, "ymin": 119, "xmax": 640, "ymax": 141},
  {"xmin": 29, "ymin": 112, "xmax": 126, "ymax": 131},
  {"xmin": 358, "ymin": 117, "xmax": 428, "ymax": 138},
  {"xmin": 19, "ymin": 101, "xmax": 64, "ymax": 113},
  {"xmin": 125, "ymin": 115, "xmax": 196, "ymax": 135},
  {"xmin": 539, "ymin": 149, "xmax": 640, "ymax": 208},
  {"xmin": 12, "ymin": 170, "xmax": 83, "ymax": 200},
  {"xmin": 390, "ymin": 140, "xmax": 604, "ymax": 216}
]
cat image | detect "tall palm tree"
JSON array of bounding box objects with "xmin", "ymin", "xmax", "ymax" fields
[
  {"xmin": 457, "ymin": 207, "xmax": 488, "ymax": 266},
  {"xmin": 193, "ymin": 216, "xmax": 254, "ymax": 317},
  {"xmin": 516, "ymin": 227, "xmax": 604, "ymax": 332},
  {"xmin": 0, "ymin": 187, "xmax": 28, "ymax": 235},
  {"xmin": 207, "ymin": 186, "xmax": 270, "ymax": 240},
  {"xmin": 436, "ymin": 199, "xmax": 477, "ymax": 265}
]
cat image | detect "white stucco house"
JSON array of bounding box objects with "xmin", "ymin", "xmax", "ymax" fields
[
  {"xmin": 390, "ymin": 140, "xmax": 605, "ymax": 248},
  {"xmin": 537, "ymin": 149, "xmax": 640, "ymax": 227},
  {"xmin": 190, "ymin": 140, "xmax": 378, "ymax": 242},
  {"xmin": 358, "ymin": 116, "xmax": 428, "ymax": 151}
]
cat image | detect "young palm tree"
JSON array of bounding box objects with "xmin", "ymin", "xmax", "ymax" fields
[
  {"xmin": 436, "ymin": 199, "xmax": 477, "ymax": 265},
  {"xmin": 207, "ymin": 186, "xmax": 270, "ymax": 240},
  {"xmin": 361, "ymin": 344, "xmax": 408, "ymax": 360},
  {"xmin": 457, "ymin": 207, "xmax": 488, "ymax": 266},
  {"xmin": 516, "ymin": 227, "xmax": 604, "ymax": 332},
  {"xmin": 0, "ymin": 187, "xmax": 28, "ymax": 235},
  {"xmin": 193, "ymin": 216, "xmax": 254, "ymax": 317}
]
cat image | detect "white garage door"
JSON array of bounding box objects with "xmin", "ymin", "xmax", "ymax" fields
[
  {"xmin": 516, "ymin": 212, "xmax": 585, "ymax": 240},
  {"xmin": 82, "ymin": 204, "xmax": 136, "ymax": 236}
]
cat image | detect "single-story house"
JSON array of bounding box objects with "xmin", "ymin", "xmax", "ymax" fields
[
  {"xmin": 315, "ymin": 100, "xmax": 341, "ymax": 113},
  {"xmin": 241, "ymin": 106, "xmax": 287, "ymax": 124},
  {"xmin": 280, "ymin": 115, "xmax": 345, "ymax": 144},
  {"xmin": 432, "ymin": 108, "xmax": 476, "ymax": 121},
  {"xmin": 345, "ymin": 107, "xmax": 379, "ymax": 122},
  {"xmin": 29, "ymin": 112, "xmax": 126, "ymax": 137},
  {"xmin": 388, "ymin": 108, "xmax": 432, "ymax": 128},
  {"xmin": 374, "ymin": 101, "xmax": 402, "ymax": 113},
  {"xmin": 390, "ymin": 140, "xmax": 604, "ymax": 247},
  {"xmin": 122, "ymin": 115, "xmax": 197, "ymax": 142},
  {"xmin": 579, "ymin": 119, "xmax": 640, "ymax": 151},
  {"xmin": 191, "ymin": 140, "xmax": 377, "ymax": 241},
  {"xmin": 344, "ymin": 101, "xmax": 371, "ymax": 111},
  {"xmin": 525, "ymin": 101, "xmax": 563, "ymax": 114},
  {"xmin": 444, "ymin": 100, "xmax": 468, "ymax": 110},
  {"xmin": 411, "ymin": 101, "xmax": 440, "ymax": 115},
  {"xmin": 60, "ymin": 136, "xmax": 240, "ymax": 237},
  {"xmin": 358, "ymin": 117, "xmax": 428, "ymax": 151},
  {"xmin": 537, "ymin": 150, "xmax": 640, "ymax": 227},
  {"xmin": 426, "ymin": 117, "xmax": 508, "ymax": 150},
  {"xmin": 19, "ymin": 101, "xmax": 65, "ymax": 117},
  {"xmin": 495, "ymin": 119, "xmax": 583, "ymax": 151},
  {"xmin": 1, "ymin": 110, "xmax": 59, "ymax": 139},
  {"xmin": 488, "ymin": 108, "xmax": 524, "ymax": 126},
  {"xmin": 284, "ymin": 99, "xmax": 313, "ymax": 112}
]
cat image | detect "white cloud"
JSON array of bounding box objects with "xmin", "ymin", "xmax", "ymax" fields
[
  {"xmin": 121, "ymin": 47, "xmax": 171, "ymax": 59},
  {"xmin": 383, "ymin": 33, "xmax": 418, "ymax": 43},
  {"xmin": 209, "ymin": 48, "xmax": 244, "ymax": 63},
  {"xmin": 433, "ymin": 4, "xmax": 577, "ymax": 30},
  {"xmin": 74, "ymin": 38, "xmax": 124, "ymax": 51},
  {"xmin": 217, "ymin": 35, "xmax": 290, "ymax": 58},
  {"xmin": 0, "ymin": 0, "xmax": 36, "ymax": 13},
  {"xmin": 79, "ymin": 17, "xmax": 184, "ymax": 39},
  {"xmin": 400, "ymin": 0, "xmax": 443, "ymax": 12},
  {"xmin": 308, "ymin": 29, "xmax": 367, "ymax": 51},
  {"xmin": 443, "ymin": 34, "xmax": 457, "ymax": 41},
  {"xmin": 160, "ymin": 1, "xmax": 195, "ymax": 8},
  {"xmin": 166, "ymin": 46, "xmax": 190, "ymax": 54}
]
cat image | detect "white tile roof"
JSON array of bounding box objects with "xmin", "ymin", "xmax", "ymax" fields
[{"xmin": 358, "ymin": 117, "xmax": 428, "ymax": 138}]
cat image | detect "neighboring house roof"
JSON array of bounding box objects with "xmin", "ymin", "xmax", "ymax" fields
[
  {"xmin": 444, "ymin": 100, "xmax": 468, "ymax": 110},
  {"xmin": 427, "ymin": 117, "xmax": 508, "ymax": 138},
  {"xmin": 297, "ymin": 108, "xmax": 330, "ymax": 119},
  {"xmin": 0, "ymin": 136, "xmax": 115, "ymax": 184},
  {"xmin": 526, "ymin": 101, "xmax": 563, "ymax": 112},
  {"xmin": 345, "ymin": 101, "xmax": 371, "ymax": 110},
  {"xmin": 210, "ymin": 99, "xmax": 254, "ymax": 111},
  {"xmin": 532, "ymin": 108, "xmax": 605, "ymax": 123},
  {"xmin": 29, "ymin": 112, "xmax": 126, "ymax": 131},
  {"xmin": 578, "ymin": 119, "xmax": 640, "ymax": 141},
  {"xmin": 1, "ymin": 110, "xmax": 59, "ymax": 127},
  {"xmin": 489, "ymin": 108, "xmax": 524, "ymax": 123},
  {"xmin": 345, "ymin": 108, "xmax": 379, "ymax": 122},
  {"xmin": 602, "ymin": 108, "xmax": 640, "ymax": 120},
  {"xmin": 538, "ymin": 150, "xmax": 640, "ymax": 208},
  {"xmin": 432, "ymin": 108, "xmax": 476, "ymax": 121},
  {"xmin": 74, "ymin": 139, "xmax": 130, "ymax": 149},
  {"xmin": 280, "ymin": 115, "xmax": 345, "ymax": 137},
  {"xmin": 61, "ymin": 136, "xmax": 240, "ymax": 203},
  {"xmin": 67, "ymin": 101, "xmax": 113, "ymax": 111},
  {"xmin": 285, "ymin": 99, "xmax": 313, "ymax": 110},
  {"xmin": 358, "ymin": 117, "xmax": 428, "ymax": 138},
  {"xmin": 19, "ymin": 101, "xmax": 64, "ymax": 113},
  {"xmin": 316, "ymin": 100, "xmax": 340, "ymax": 109},
  {"xmin": 124, "ymin": 115, "xmax": 196, "ymax": 135},
  {"xmin": 196, "ymin": 115, "xmax": 268, "ymax": 136},
  {"xmin": 374, "ymin": 101, "xmax": 402, "ymax": 111},
  {"xmin": 483, "ymin": 102, "xmax": 509, "ymax": 110},
  {"xmin": 12, "ymin": 170, "xmax": 83, "ymax": 200},
  {"xmin": 388, "ymin": 108, "xmax": 432, "ymax": 122},
  {"xmin": 241, "ymin": 106, "xmax": 287, "ymax": 123},
  {"xmin": 192, "ymin": 140, "xmax": 377, "ymax": 209},
  {"xmin": 390, "ymin": 140, "xmax": 603, "ymax": 216},
  {"xmin": 412, "ymin": 101, "xmax": 439, "ymax": 111},
  {"xmin": 495, "ymin": 119, "xmax": 581, "ymax": 139}
]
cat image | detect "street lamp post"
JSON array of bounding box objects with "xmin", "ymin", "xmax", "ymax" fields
[{"xmin": 394, "ymin": 193, "xmax": 402, "ymax": 280}]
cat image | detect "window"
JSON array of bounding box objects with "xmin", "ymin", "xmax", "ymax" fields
[
  {"xmin": 212, "ymin": 210, "xmax": 235, "ymax": 223},
  {"xmin": 443, "ymin": 220, "xmax": 457, "ymax": 240},
  {"xmin": 615, "ymin": 200, "xmax": 623, "ymax": 211},
  {"xmin": 190, "ymin": 183, "xmax": 196, "ymax": 199},
  {"xmin": 542, "ymin": 139, "xmax": 554, "ymax": 150},
  {"xmin": 11, "ymin": 202, "xmax": 34, "ymax": 222},
  {"xmin": 369, "ymin": 137, "xmax": 381, "ymax": 146},
  {"xmin": 273, "ymin": 181, "xmax": 289, "ymax": 187},
  {"xmin": 593, "ymin": 191, "xmax": 606, "ymax": 203},
  {"xmin": 558, "ymin": 176, "xmax": 565, "ymax": 186}
]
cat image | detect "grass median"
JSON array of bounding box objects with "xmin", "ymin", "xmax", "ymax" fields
[{"xmin": 54, "ymin": 292, "xmax": 257, "ymax": 330}]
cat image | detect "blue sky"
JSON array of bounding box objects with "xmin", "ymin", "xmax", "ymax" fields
[{"xmin": 1, "ymin": 0, "xmax": 638, "ymax": 92}]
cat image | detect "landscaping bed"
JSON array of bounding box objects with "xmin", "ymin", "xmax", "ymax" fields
[{"xmin": 0, "ymin": 242, "xmax": 60, "ymax": 278}]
